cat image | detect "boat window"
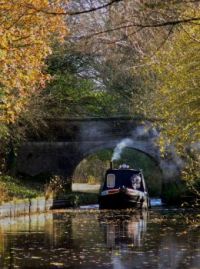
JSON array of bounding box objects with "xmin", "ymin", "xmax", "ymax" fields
[{"xmin": 107, "ymin": 174, "xmax": 115, "ymax": 188}]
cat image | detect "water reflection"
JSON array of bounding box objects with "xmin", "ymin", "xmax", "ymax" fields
[
  {"xmin": 100, "ymin": 211, "xmax": 147, "ymax": 249},
  {"xmin": 0, "ymin": 209, "xmax": 199, "ymax": 269}
]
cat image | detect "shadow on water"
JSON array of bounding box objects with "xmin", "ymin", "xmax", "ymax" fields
[{"xmin": 0, "ymin": 207, "xmax": 199, "ymax": 269}]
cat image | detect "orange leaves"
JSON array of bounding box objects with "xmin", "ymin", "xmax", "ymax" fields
[{"xmin": 0, "ymin": 0, "xmax": 68, "ymax": 126}]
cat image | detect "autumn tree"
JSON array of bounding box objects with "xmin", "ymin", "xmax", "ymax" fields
[
  {"xmin": 0, "ymin": 0, "xmax": 67, "ymax": 171},
  {"xmin": 135, "ymin": 6, "xmax": 200, "ymax": 192},
  {"xmin": 0, "ymin": 0, "xmax": 67, "ymax": 137}
]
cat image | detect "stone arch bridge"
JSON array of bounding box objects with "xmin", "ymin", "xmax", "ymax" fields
[{"xmin": 16, "ymin": 117, "xmax": 180, "ymax": 186}]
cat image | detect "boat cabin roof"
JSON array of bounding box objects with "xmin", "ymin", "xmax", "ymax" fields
[{"xmin": 107, "ymin": 168, "xmax": 141, "ymax": 173}]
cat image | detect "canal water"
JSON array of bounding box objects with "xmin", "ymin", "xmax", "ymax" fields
[{"xmin": 0, "ymin": 207, "xmax": 199, "ymax": 269}]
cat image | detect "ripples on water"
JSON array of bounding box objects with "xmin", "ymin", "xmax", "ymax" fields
[{"xmin": 0, "ymin": 206, "xmax": 199, "ymax": 269}]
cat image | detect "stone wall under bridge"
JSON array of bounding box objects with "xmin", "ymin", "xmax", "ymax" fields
[{"xmin": 16, "ymin": 117, "xmax": 182, "ymax": 196}]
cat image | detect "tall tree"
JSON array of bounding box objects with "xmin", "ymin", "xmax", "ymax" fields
[
  {"xmin": 0, "ymin": 0, "xmax": 67, "ymax": 172},
  {"xmin": 135, "ymin": 7, "xmax": 200, "ymax": 188},
  {"xmin": 0, "ymin": 0, "xmax": 67, "ymax": 136}
]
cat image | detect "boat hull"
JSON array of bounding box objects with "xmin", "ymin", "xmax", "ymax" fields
[{"xmin": 99, "ymin": 191, "xmax": 146, "ymax": 209}]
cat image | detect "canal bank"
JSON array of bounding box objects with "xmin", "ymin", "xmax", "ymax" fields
[
  {"xmin": 0, "ymin": 178, "xmax": 100, "ymax": 219},
  {"xmin": 0, "ymin": 180, "xmax": 197, "ymax": 220},
  {"xmin": 0, "ymin": 197, "xmax": 53, "ymax": 219},
  {"xmin": 0, "ymin": 191, "xmax": 99, "ymax": 219}
]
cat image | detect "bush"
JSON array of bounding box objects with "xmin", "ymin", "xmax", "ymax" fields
[
  {"xmin": 0, "ymin": 182, "xmax": 9, "ymax": 203},
  {"xmin": 161, "ymin": 181, "xmax": 188, "ymax": 205},
  {"xmin": 0, "ymin": 175, "xmax": 41, "ymax": 203},
  {"xmin": 45, "ymin": 175, "xmax": 72, "ymax": 199}
]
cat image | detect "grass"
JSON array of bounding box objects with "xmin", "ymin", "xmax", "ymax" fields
[{"xmin": 0, "ymin": 175, "xmax": 43, "ymax": 203}]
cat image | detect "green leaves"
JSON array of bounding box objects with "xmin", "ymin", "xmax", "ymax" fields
[{"xmin": 138, "ymin": 7, "xmax": 200, "ymax": 188}]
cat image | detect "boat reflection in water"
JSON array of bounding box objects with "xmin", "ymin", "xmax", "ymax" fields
[{"xmin": 99, "ymin": 210, "xmax": 148, "ymax": 250}]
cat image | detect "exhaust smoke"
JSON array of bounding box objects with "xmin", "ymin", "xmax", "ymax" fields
[
  {"xmin": 111, "ymin": 124, "xmax": 155, "ymax": 162},
  {"xmin": 111, "ymin": 138, "xmax": 133, "ymax": 161}
]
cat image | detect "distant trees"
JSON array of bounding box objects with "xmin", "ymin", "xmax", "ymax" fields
[
  {"xmin": 26, "ymin": 44, "xmax": 128, "ymax": 119},
  {"xmin": 44, "ymin": 0, "xmax": 148, "ymax": 118},
  {"xmin": 66, "ymin": 0, "xmax": 200, "ymax": 189}
]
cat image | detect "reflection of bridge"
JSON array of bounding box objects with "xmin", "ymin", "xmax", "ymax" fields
[{"xmin": 16, "ymin": 117, "xmax": 181, "ymax": 185}]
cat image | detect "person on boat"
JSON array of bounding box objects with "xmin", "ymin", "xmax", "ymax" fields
[{"xmin": 131, "ymin": 175, "xmax": 141, "ymax": 190}]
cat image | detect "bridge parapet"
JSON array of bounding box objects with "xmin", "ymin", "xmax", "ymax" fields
[{"xmin": 26, "ymin": 117, "xmax": 161, "ymax": 141}]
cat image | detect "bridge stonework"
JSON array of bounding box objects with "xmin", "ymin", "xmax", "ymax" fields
[{"xmin": 16, "ymin": 118, "xmax": 181, "ymax": 185}]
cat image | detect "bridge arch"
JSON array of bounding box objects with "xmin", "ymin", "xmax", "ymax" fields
[
  {"xmin": 81, "ymin": 144, "xmax": 160, "ymax": 167},
  {"xmin": 73, "ymin": 146, "xmax": 163, "ymax": 196},
  {"xmin": 16, "ymin": 118, "xmax": 181, "ymax": 195},
  {"xmin": 17, "ymin": 139, "xmax": 163, "ymax": 179}
]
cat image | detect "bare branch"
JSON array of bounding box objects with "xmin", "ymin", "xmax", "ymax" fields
[
  {"xmin": 68, "ymin": 0, "xmax": 123, "ymax": 16},
  {"xmin": 25, "ymin": 0, "xmax": 123, "ymax": 16},
  {"xmin": 181, "ymin": 25, "xmax": 200, "ymax": 42},
  {"xmin": 93, "ymin": 27, "xmax": 144, "ymax": 46},
  {"xmin": 77, "ymin": 16, "xmax": 200, "ymax": 40},
  {"xmin": 150, "ymin": 25, "xmax": 175, "ymax": 57}
]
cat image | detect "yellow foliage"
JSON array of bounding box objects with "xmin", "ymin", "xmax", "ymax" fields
[
  {"xmin": 0, "ymin": 182, "xmax": 9, "ymax": 203},
  {"xmin": 0, "ymin": 0, "xmax": 68, "ymax": 126},
  {"xmin": 136, "ymin": 7, "xmax": 200, "ymax": 184},
  {"xmin": 151, "ymin": 24, "xmax": 200, "ymax": 148}
]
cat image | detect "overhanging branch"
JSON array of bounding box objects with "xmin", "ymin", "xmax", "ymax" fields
[
  {"xmin": 68, "ymin": 0, "xmax": 122, "ymax": 16},
  {"xmin": 78, "ymin": 17, "xmax": 200, "ymax": 39},
  {"xmin": 25, "ymin": 0, "xmax": 123, "ymax": 16}
]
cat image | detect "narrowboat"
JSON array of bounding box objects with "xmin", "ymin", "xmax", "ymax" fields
[{"xmin": 99, "ymin": 162, "xmax": 150, "ymax": 209}]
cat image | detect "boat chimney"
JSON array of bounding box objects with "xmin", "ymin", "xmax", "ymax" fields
[{"xmin": 110, "ymin": 161, "xmax": 113, "ymax": 169}]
